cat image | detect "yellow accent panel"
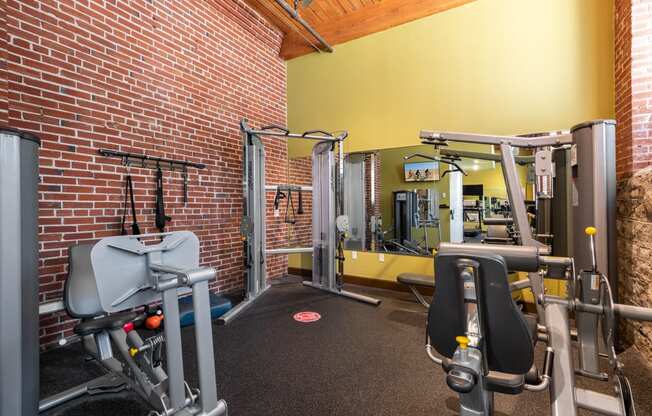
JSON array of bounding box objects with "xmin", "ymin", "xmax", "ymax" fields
[{"xmin": 287, "ymin": 0, "xmax": 614, "ymax": 158}]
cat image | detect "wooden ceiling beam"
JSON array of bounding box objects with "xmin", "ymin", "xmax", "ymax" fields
[{"xmin": 280, "ymin": 0, "xmax": 476, "ymax": 60}]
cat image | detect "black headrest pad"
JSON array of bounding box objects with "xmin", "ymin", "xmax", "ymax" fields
[{"xmin": 427, "ymin": 252, "xmax": 534, "ymax": 375}]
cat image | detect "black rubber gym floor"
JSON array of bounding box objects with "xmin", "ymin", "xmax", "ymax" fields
[{"xmin": 41, "ymin": 277, "xmax": 652, "ymax": 416}]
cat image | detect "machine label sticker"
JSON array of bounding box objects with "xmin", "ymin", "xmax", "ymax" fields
[
  {"xmin": 293, "ymin": 311, "xmax": 321, "ymax": 323},
  {"xmin": 571, "ymin": 144, "xmax": 578, "ymax": 167},
  {"xmin": 572, "ymin": 182, "xmax": 579, "ymax": 207}
]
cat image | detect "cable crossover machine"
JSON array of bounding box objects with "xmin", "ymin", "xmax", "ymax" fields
[{"xmin": 218, "ymin": 120, "xmax": 381, "ymax": 324}]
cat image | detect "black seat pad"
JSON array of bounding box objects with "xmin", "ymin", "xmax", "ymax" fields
[
  {"xmin": 427, "ymin": 252, "xmax": 534, "ymax": 375},
  {"xmin": 397, "ymin": 273, "xmax": 435, "ymax": 288},
  {"xmin": 74, "ymin": 311, "xmax": 141, "ymax": 336}
]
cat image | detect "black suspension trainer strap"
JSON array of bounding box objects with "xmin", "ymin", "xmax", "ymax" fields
[
  {"xmin": 155, "ymin": 164, "xmax": 171, "ymax": 232},
  {"xmin": 297, "ymin": 189, "xmax": 304, "ymax": 214},
  {"xmin": 285, "ymin": 189, "xmax": 296, "ymax": 224},
  {"xmin": 127, "ymin": 176, "xmax": 141, "ymax": 235},
  {"xmin": 121, "ymin": 174, "xmax": 141, "ymax": 235}
]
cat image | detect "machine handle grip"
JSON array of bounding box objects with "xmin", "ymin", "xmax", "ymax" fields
[
  {"xmin": 260, "ymin": 124, "xmax": 290, "ymax": 135},
  {"xmin": 302, "ymin": 129, "xmax": 332, "ymax": 137},
  {"xmin": 446, "ymin": 370, "xmax": 476, "ymax": 394}
]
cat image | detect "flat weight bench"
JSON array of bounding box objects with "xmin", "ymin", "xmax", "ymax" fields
[{"xmin": 397, "ymin": 273, "xmax": 435, "ymax": 308}]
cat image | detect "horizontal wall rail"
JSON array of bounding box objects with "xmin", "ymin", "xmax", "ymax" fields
[{"xmin": 98, "ymin": 149, "xmax": 206, "ymax": 170}]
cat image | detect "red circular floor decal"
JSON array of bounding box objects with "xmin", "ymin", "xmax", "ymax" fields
[{"xmin": 293, "ymin": 311, "xmax": 321, "ymax": 323}]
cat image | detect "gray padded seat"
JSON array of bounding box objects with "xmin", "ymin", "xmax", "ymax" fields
[
  {"xmin": 65, "ymin": 244, "xmax": 103, "ymax": 318},
  {"xmin": 397, "ymin": 273, "xmax": 435, "ymax": 288},
  {"xmin": 64, "ymin": 243, "xmax": 143, "ymax": 336}
]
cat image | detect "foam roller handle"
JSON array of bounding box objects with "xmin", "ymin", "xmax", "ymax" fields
[{"xmin": 542, "ymin": 347, "xmax": 554, "ymax": 379}]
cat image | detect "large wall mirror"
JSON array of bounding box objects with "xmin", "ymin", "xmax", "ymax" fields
[{"xmin": 287, "ymin": 142, "xmax": 534, "ymax": 258}]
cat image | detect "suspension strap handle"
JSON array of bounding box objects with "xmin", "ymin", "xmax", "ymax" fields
[
  {"xmin": 120, "ymin": 174, "xmax": 130, "ymax": 235},
  {"xmin": 155, "ymin": 163, "xmax": 171, "ymax": 232},
  {"xmin": 127, "ymin": 175, "xmax": 141, "ymax": 235},
  {"xmin": 297, "ymin": 188, "xmax": 304, "ymax": 214},
  {"xmin": 285, "ymin": 189, "xmax": 296, "ymax": 224}
]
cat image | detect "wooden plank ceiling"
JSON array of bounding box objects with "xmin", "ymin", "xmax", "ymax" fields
[{"xmin": 245, "ymin": 0, "xmax": 475, "ymax": 60}]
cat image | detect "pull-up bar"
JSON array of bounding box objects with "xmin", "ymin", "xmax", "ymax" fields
[{"xmin": 240, "ymin": 119, "xmax": 347, "ymax": 142}]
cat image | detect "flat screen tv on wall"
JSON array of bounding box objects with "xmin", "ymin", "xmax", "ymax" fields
[{"xmin": 404, "ymin": 161, "xmax": 439, "ymax": 182}]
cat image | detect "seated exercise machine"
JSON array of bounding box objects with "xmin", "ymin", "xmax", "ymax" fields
[
  {"xmin": 218, "ymin": 120, "xmax": 380, "ymax": 325},
  {"xmin": 0, "ymin": 129, "xmax": 226, "ymax": 416},
  {"xmin": 420, "ymin": 121, "xmax": 652, "ymax": 415},
  {"xmin": 40, "ymin": 232, "xmax": 227, "ymax": 416}
]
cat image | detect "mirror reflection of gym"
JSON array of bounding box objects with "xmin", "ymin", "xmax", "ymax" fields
[{"xmin": 293, "ymin": 144, "xmax": 534, "ymax": 258}]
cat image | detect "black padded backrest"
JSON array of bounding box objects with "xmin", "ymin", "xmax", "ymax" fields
[
  {"xmin": 427, "ymin": 252, "xmax": 534, "ymax": 375},
  {"xmin": 64, "ymin": 243, "xmax": 103, "ymax": 318}
]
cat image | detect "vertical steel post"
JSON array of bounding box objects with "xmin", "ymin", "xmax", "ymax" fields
[
  {"xmin": 546, "ymin": 303, "xmax": 578, "ymax": 416},
  {"xmin": 448, "ymin": 170, "xmax": 464, "ymax": 243},
  {"xmin": 311, "ymin": 141, "xmax": 335, "ymax": 289},
  {"xmin": 0, "ymin": 129, "xmax": 40, "ymax": 416},
  {"xmin": 154, "ymin": 255, "xmax": 187, "ymax": 412},
  {"xmin": 192, "ymin": 280, "xmax": 220, "ymax": 412},
  {"xmin": 571, "ymin": 120, "xmax": 617, "ymax": 371},
  {"xmin": 500, "ymin": 144, "xmax": 536, "ymax": 247}
]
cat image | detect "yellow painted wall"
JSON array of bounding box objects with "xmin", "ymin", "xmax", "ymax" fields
[
  {"xmin": 286, "ymin": 0, "xmax": 614, "ymax": 285},
  {"xmin": 287, "ymin": 0, "xmax": 614, "ymax": 158}
]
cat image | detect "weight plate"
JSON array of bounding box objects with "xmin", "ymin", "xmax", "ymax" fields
[{"xmin": 600, "ymin": 274, "xmax": 618, "ymax": 371}]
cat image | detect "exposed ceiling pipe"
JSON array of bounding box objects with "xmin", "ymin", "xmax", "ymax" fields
[{"xmin": 274, "ymin": 0, "xmax": 334, "ymax": 53}]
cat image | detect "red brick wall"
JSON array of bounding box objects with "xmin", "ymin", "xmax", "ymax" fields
[
  {"xmin": 287, "ymin": 156, "xmax": 313, "ymax": 247},
  {"xmin": 6, "ymin": 0, "xmax": 287, "ymax": 346},
  {"xmin": 629, "ymin": 0, "xmax": 652, "ymax": 174},
  {"xmin": 0, "ymin": 0, "xmax": 8, "ymax": 126},
  {"xmin": 615, "ymin": 0, "xmax": 632, "ymax": 179},
  {"xmin": 616, "ymin": 0, "xmax": 652, "ymax": 177}
]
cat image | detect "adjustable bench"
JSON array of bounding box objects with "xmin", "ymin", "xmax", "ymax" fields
[{"xmin": 396, "ymin": 273, "xmax": 435, "ymax": 308}]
